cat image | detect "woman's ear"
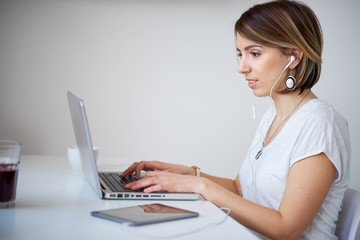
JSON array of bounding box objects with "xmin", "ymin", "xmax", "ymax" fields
[{"xmin": 289, "ymin": 49, "xmax": 303, "ymax": 69}]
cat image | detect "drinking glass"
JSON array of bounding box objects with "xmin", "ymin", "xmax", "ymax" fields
[{"xmin": 0, "ymin": 140, "xmax": 22, "ymax": 208}]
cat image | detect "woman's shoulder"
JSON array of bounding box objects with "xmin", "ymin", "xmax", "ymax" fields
[
  {"xmin": 301, "ymin": 99, "xmax": 333, "ymax": 117},
  {"xmin": 298, "ymin": 99, "xmax": 339, "ymax": 125},
  {"xmin": 298, "ymin": 99, "xmax": 349, "ymax": 132}
]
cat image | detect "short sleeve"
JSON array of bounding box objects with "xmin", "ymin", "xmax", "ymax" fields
[{"xmin": 289, "ymin": 106, "xmax": 349, "ymax": 182}]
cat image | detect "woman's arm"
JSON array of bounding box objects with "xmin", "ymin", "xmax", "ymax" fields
[
  {"xmin": 200, "ymin": 172, "xmax": 242, "ymax": 196},
  {"xmin": 201, "ymin": 153, "xmax": 335, "ymax": 240},
  {"xmin": 127, "ymin": 153, "xmax": 334, "ymax": 239}
]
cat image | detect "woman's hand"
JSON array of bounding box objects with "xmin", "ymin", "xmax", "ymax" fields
[
  {"xmin": 125, "ymin": 171, "xmax": 207, "ymax": 194},
  {"xmin": 120, "ymin": 160, "xmax": 194, "ymax": 179}
]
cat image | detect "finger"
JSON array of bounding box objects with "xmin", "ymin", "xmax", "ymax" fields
[
  {"xmin": 134, "ymin": 161, "xmax": 148, "ymax": 179},
  {"xmin": 120, "ymin": 162, "xmax": 139, "ymax": 177},
  {"xmin": 144, "ymin": 171, "xmax": 156, "ymax": 177},
  {"xmin": 143, "ymin": 184, "xmax": 163, "ymax": 193},
  {"xmin": 121, "ymin": 161, "xmax": 152, "ymax": 178},
  {"xmin": 125, "ymin": 177, "xmax": 143, "ymax": 188},
  {"xmin": 134, "ymin": 161, "xmax": 162, "ymax": 179},
  {"xmin": 145, "ymin": 171, "xmax": 173, "ymax": 178},
  {"xmin": 126, "ymin": 175, "xmax": 156, "ymax": 190}
]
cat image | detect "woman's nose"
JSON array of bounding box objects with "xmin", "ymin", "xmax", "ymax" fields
[{"xmin": 237, "ymin": 59, "xmax": 250, "ymax": 74}]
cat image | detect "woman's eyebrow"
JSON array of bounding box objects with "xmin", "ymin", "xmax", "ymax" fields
[
  {"xmin": 237, "ymin": 45, "xmax": 262, "ymax": 52},
  {"xmin": 244, "ymin": 44, "xmax": 262, "ymax": 51}
]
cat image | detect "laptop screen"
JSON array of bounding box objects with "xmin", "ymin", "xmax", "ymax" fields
[{"xmin": 67, "ymin": 91, "xmax": 103, "ymax": 198}]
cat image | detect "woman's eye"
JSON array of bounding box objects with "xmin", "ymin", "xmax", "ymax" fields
[
  {"xmin": 236, "ymin": 53, "xmax": 242, "ymax": 62},
  {"xmin": 251, "ymin": 52, "xmax": 260, "ymax": 57}
]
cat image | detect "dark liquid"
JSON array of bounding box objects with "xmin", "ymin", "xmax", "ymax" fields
[{"xmin": 0, "ymin": 164, "xmax": 18, "ymax": 202}]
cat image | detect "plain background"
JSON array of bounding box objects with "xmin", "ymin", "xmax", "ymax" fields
[{"xmin": 0, "ymin": 0, "xmax": 359, "ymax": 191}]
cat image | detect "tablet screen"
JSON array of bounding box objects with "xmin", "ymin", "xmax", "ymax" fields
[{"xmin": 91, "ymin": 204, "xmax": 199, "ymax": 226}]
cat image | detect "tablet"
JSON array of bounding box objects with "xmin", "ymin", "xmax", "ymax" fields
[{"xmin": 91, "ymin": 203, "xmax": 199, "ymax": 226}]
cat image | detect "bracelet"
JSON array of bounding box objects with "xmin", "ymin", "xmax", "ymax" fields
[{"xmin": 191, "ymin": 165, "xmax": 201, "ymax": 177}]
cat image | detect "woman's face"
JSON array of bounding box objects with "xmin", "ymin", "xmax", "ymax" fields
[{"xmin": 236, "ymin": 33, "xmax": 291, "ymax": 98}]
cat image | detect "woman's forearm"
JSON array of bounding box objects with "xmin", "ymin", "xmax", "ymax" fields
[
  {"xmin": 199, "ymin": 172, "xmax": 240, "ymax": 195},
  {"xmin": 198, "ymin": 179, "xmax": 297, "ymax": 240}
]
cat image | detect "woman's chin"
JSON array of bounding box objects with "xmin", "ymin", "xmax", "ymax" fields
[{"xmin": 252, "ymin": 89, "xmax": 268, "ymax": 98}]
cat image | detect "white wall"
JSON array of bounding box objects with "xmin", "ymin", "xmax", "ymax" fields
[{"xmin": 0, "ymin": 0, "xmax": 359, "ymax": 191}]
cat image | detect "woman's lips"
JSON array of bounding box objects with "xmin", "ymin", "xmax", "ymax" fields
[{"xmin": 247, "ymin": 79, "xmax": 257, "ymax": 88}]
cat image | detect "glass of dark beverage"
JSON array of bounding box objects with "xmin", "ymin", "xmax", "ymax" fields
[{"xmin": 0, "ymin": 140, "xmax": 21, "ymax": 208}]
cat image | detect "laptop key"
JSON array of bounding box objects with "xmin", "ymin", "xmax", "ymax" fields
[
  {"xmin": 99, "ymin": 173, "xmax": 117, "ymax": 192},
  {"xmin": 100, "ymin": 172, "xmax": 143, "ymax": 193}
]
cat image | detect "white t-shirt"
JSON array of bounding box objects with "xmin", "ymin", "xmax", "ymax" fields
[{"xmin": 239, "ymin": 99, "xmax": 351, "ymax": 240}]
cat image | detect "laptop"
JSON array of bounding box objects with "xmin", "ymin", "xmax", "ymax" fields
[{"xmin": 67, "ymin": 91, "xmax": 200, "ymax": 200}]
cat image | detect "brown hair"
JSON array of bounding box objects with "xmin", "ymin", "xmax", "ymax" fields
[{"xmin": 235, "ymin": 0, "xmax": 323, "ymax": 93}]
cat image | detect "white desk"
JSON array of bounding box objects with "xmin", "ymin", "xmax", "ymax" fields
[{"xmin": 0, "ymin": 155, "xmax": 259, "ymax": 240}]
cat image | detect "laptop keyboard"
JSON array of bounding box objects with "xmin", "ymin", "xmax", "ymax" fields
[{"xmin": 99, "ymin": 172, "xmax": 142, "ymax": 192}]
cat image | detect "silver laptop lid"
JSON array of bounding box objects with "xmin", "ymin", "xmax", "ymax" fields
[{"xmin": 67, "ymin": 91, "xmax": 102, "ymax": 198}]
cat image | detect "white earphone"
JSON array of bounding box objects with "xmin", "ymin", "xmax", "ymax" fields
[
  {"xmin": 289, "ymin": 55, "xmax": 295, "ymax": 65},
  {"xmin": 285, "ymin": 56, "xmax": 296, "ymax": 90},
  {"xmin": 269, "ymin": 55, "xmax": 295, "ymax": 98}
]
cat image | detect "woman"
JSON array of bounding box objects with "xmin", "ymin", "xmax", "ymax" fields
[{"xmin": 121, "ymin": 1, "xmax": 351, "ymax": 239}]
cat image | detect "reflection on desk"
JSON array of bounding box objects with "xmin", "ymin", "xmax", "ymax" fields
[{"xmin": 0, "ymin": 155, "xmax": 259, "ymax": 240}]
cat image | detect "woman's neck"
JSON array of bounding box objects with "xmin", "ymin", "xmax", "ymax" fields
[{"xmin": 272, "ymin": 89, "xmax": 316, "ymax": 120}]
